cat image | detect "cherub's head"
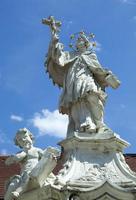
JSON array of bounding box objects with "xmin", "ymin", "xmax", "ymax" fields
[{"xmin": 14, "ymin": 128, "xmax": 34, "ymax": 149}]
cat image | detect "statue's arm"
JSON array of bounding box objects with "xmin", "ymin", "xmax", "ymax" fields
[
  {"xmin": 43, "ymin": 147, "xmax": 60, "ymax": 160},
  {"xmin": 87, "ymin": 53, "xmax": 120, "ymax": 89},
  {"xmin": 48, "ymin": 34, "xmax": 70, "ymax": 67},
  {"xmin": 5, "ymin": 151, "xmax": 26, "ymax": 165},
  {"xmin": 86, "ymin": 53, "xmax": 108, "ymax": 75},
  {"xmin": 37, "ymin": 148, "xmax": 44, "ymax": 160},
  {"xmin": 43, "ymin": 16, "xmax": 73, "ymax": 67}
]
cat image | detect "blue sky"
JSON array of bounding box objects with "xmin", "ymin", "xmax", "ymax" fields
[{"xmin": 0, "ymin": 0, "xmax": 136, "ymax": 154}]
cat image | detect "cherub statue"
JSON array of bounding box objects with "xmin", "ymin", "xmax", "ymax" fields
[
  {"xmin": 4, "ymin": 128, "xmax": 59, "ymax": 200},
  {"xmin": 43, "ymin": 16, "xmax": 120, "ymax": 136}
]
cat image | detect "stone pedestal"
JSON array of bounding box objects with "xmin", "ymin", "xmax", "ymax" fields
[{"xmin": 19, "ymin": 132, "xmax": 136, "ymax": 200}]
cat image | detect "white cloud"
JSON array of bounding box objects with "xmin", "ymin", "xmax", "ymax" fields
[
  {"xmin": 121, "ymin": 0, "xmax": 128, "ymax": 2},
  {"xmin": 30, "ymin": 109, "xmax": 68, "ymax": 138},
  {"xmin": 10, "ymin": 114, "xmax": 23, "ymax": 122},
  {"xmin": 120, "ymin": 0, "xmax": 136, "ymax": 5},
  {"xmin": 94, "ymin": 41, "xmax": 102, "ymax": 52}
]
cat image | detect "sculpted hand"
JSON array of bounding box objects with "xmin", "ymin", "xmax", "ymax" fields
[
  {"xmin": 12, "ymin": 191, "xmax": 20, "ymax": 199},
  {"xmin": 42, "ymin": 16, "xmax": 61, "ymax": 35}
]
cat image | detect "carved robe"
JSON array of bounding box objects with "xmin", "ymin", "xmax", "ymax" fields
[{"xmin": 45, "ymin": 38, "xmax": 119, "ymax": 134}]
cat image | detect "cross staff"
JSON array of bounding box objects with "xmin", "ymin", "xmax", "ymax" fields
[{"xmin": 42, "ymin": 16, "xmax": 62, "ymax": 35}]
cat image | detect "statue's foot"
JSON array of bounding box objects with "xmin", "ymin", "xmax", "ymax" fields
[
  {"xmin": 86, "ymin": 125, "xmax": 96, "ymax": 133},
  {"xmin": 80, "ymin": 124, "xmax": 96, "ymax": 133},
  {"xmin": 97, "ymin": 125, "xmax": 113, "ymax": 134},
  {"xmin": 11, "ymin": 191, "xmax": 20, "ymax": 199}
]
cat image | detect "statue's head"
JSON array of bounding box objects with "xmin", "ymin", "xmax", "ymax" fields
[
  {"xmin": 76, "ymin": 34, "xmax": 90, "ymax": 52},
  {"xmin": 14, "ymin": 128, "xmax": 34, "ymax": 149},
  {"xmin": 69, "ymin": 31, "xmax": 96, "ymax": 52}
]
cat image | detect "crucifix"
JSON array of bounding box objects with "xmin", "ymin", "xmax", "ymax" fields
[{"xmin": 42, "ymin": 16, "xmax": 62, "ymax": 35}]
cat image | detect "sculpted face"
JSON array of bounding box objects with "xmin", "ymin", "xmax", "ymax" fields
[
  {"xmin": 76, "ymin": 39, "xmax": 88, "ymax": 52},
  {"xmin": 16, "ymin": 131, "xmax": 33, "ymax": 150}
]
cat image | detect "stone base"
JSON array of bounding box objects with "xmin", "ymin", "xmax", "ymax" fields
[
  {"xmin": 19, "ymin": 182, "xmax": 136, "ymax": 200},
  {"xmin": 19, "ymin": 132, "xmax": 136, "ymax": 200}
]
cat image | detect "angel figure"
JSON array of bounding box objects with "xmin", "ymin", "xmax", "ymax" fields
[
  {"xmin": 43, "ymin": 16, "xmax": 120, "ymax": 136},
  {"xmin": 4, "ymin": 128, "xmax": 59, "ymax": 200}
]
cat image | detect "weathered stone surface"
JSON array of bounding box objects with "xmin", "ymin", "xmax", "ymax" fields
[
  {"xmin": 4, "ymin": 128, "xmax": 59, "ymax": 200},
  {"xmin": 18, "ymin": 132, "xmax": 136, "ymax": 200},
  {"xmin": 43, "ymin": 16, "xmax": 120, "ymax": 137}
]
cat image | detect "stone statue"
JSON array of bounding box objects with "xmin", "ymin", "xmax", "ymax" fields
[
  {"xmin": 4, "ymin": 128, "xmax": 59, "ymax": 200},
  {"xmin": 43, "ymin": 16, "xmax": 120, "ymax": 136}
]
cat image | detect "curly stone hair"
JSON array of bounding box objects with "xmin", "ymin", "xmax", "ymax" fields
[{"xmin": 14, "ymin": 128, "xmax": 34, "ymax": 148}]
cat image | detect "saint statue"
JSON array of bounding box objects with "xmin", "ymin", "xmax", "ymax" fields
[{"xmin": 43, "ymin": 16, "xmax": 120, "ymax": 136}]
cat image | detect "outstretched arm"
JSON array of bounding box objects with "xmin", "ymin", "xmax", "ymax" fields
[
  {"xmin": 43, "ymin": 16, "xmax": 73, "ymax": 66},
  {"xmin": 5, "ymin": 151, "xmax": 26, "ymax": 165},
  {"xmin": 42, "ymin": 16, "xmax": 61, "ymax": 36},
  {"xmin": 86, "ymin": 53, "xmax": 120, "ymax": 89}
]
